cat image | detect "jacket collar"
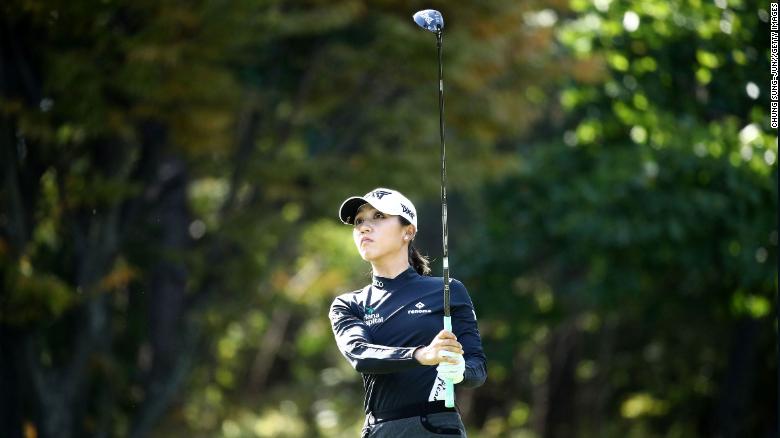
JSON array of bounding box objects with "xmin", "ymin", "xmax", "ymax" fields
[{"xmin": 371, "ymin": 266, "xmax": 417, "ymax": 290}]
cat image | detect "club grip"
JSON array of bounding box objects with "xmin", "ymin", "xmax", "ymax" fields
[{"xmin": 443, "ymin": 316, "xmax": 455, "ymax": 408}]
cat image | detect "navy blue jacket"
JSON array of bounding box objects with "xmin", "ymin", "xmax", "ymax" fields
[{"xmin": 329, "ymin": 267, "xmax": 487, "ymax": 414}]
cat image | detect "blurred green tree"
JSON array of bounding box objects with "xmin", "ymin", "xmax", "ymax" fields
[{"xmin": 456, "ymin": 0, "xmax": 777, "ymax": 436}]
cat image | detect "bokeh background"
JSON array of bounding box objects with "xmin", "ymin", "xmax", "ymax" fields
[{"xmin": 1, "ymin": 0, "xmax": 777, "ymax": 437}]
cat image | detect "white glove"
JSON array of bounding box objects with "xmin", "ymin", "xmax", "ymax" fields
[{"xmin": 436, "ymin": 351, "xmax": 465, "ymax": 384}]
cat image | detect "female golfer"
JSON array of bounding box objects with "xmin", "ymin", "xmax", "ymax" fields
[{"xmin": 329, "ymin": 187, "xmax": 487, "ymax": 437}]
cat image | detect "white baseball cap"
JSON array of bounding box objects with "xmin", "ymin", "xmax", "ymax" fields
[{"xmin": 338, "ymin": 188, "xmax": 418, "ymax": 229}]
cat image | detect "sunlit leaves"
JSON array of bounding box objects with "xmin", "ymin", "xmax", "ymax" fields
[
  {"xmin": 188, "ymin": 177, "xmax": 229, "ymax": 228},
  {"xmin": 607, "ymin": 53, "xmax": 630, "ymax": 71},
  {"xmin": 730, "ymin": 291, "xmax": 771, "ymax": 319},
  {"xmin": 620, "ymin": 393, "xmax": 669, "ymax": 418},
  {"xmin": 695, "ymin": 50, "xmax": 720, "ymax": 68},
  {"xmin": 3, "ymin": 265, "xmax": 73, "ymax": 325}
]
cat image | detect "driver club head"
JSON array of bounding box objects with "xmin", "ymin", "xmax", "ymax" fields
[{"xmin": 413, "ymin": 9, "xmax": 444, "ymax": 33}]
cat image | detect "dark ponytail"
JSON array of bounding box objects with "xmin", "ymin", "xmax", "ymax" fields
[
  {"xmin": 408, "ymin": 242, "xmax": 431, "ymax": 276},
  {"xmin": 400, "ymin": 218, "xmax": 431, "ymax": 276}
]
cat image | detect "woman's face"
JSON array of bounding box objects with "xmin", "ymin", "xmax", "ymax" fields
[{"xmin": 352, "ymin": 204, "xmax": 414, "ymax": 262}]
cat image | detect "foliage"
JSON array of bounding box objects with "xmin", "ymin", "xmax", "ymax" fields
[
  {"xmin": 0, "ymin": 0, "xmax": 775, "ymax": 437},
  {"xmin": 454, "ymin": 0, "xmax": 777, "ymax": 436}
]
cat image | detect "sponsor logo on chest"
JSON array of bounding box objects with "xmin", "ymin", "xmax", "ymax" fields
[
  {"xmin": 408, "ymin": 301, "xmax": 432, "ymax": 315},
  {"xmin": 364, "ymin": 307, "xmax": 384, "ymax": 326}
]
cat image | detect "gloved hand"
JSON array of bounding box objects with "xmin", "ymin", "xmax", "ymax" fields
[{"xmin": 436, "ymin": 351, "xmax": 465, "ymax": 384}]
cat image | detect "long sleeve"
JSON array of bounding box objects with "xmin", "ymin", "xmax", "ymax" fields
[
  {"xmin": 329, "ymin": 296, "xmax": 422, "ymax": 374},
  {"xmin": 450, "ymin": 280, "xmax": 487, "ymax": 388}
]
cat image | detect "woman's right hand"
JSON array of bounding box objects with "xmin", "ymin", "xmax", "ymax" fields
[{"xmin": 414, "ymin": 330, "xmax": 464, "ymax": 366}]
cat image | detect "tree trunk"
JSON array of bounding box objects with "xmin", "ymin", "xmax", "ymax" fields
[
  {"xmin": 0, "ymin": 327, "xmax": 25, "ymax": 438},
  {"xmin": 542, "ymin": 321, "xmax": 579, "ymax": 438},
  {"xmin": 129, "ymin": 155, "xmax": 192, "ymax": 438},
  {"xmin": 714, "ymin": 318, "xmax": 759, "ymax": 438}
]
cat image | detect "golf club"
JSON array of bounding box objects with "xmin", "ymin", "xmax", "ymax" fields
[{"xmin": 412, "ymin": 8, "xmax": 455, "ymax": 409}]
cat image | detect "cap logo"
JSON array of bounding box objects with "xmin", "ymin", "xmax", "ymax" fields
[
  {"xmin": 369, "ymin": 190, "xmax": 392, "ymax": 200},
  {"xmin": 400, "ymin": 203, "xmax": 415, "ymax": 219}
]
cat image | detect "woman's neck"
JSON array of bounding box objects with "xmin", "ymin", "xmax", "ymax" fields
[{"xmin": 371, "ymin": 249, "xmax": 411, "ymax": 279}]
